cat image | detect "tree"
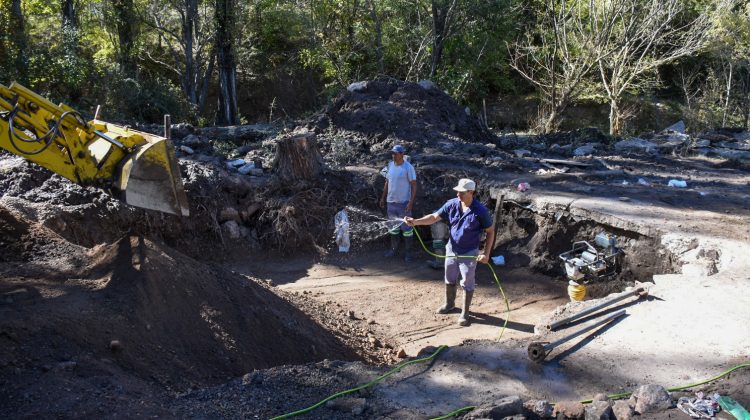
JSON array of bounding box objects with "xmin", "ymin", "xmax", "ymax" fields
[
  {"xmin": 593, "ymin": 0, "xmax": 731, "ymax": 134},
  {"xmin": 0, "ymin": 0, "xmax": 28, "ymax": 82},
  {"xmin": 144, "ymin": 0, "xmax": 216, "ymax": 114},
  {"xmin": 215, "ymin": 0, "xmax": 239, "ymax": 125},
  {"xmin": 108, "ymin": 0, "xmax": 138, "ymax": 75},
  {"xmin": 509, "ymin": 0, "xmax": 615, "ymax": 133}
]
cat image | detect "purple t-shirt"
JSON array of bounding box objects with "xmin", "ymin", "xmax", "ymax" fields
[{"xmin": 436, "ymin": 198, "xmax": 493, "ymax": 254}]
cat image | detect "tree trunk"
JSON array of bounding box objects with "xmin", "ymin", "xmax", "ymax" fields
[
  {"xmin": 215, "ymin": 0, "xmax": 239, "ymax": 126},
  {"xmin": 61, "ymin": 0, "xmax": 78, "ymax": 52},
  {"xmin": 273, "ymin": 130, "xmax": 324, "ymax": 182},
  {"xmin": 182, "ymin": 0, "xmax": 198, "ymax": 105},
  {"xmin": 429, "ymin": 0, "xmax": 451, "ymax": 78},
  {"xmin": 4, "ymin": 0, "xmax": 28, "ymax": 82},
  {"xmin": 609, "ymin": 99, "xmax": 622, "ymax": 135},
  {"xmin": 366, "ymin": 0, "xmax": 384, "ymax": 74},
  {"xmin": 112, "ymin": 0, "xmax": 137, "ymax": 75},
  {"xmin": 722, "ymin": 61, "xmax": 733, "ymax": 127}
]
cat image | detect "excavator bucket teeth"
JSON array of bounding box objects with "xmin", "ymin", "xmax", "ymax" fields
[{"xmin": 117, "ymin": 140, "xmax": 190, "ymax": 216}]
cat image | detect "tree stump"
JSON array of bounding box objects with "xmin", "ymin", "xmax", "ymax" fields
[{"xmin": 272, "ymin": 129, "xmax": 324, "ymax": 181}]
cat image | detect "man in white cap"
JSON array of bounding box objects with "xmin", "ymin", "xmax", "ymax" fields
[
  {"xmin": 405, "ymin": 178, "xmax": 494, "ymax": 326},
  {"xmin": 379, "ymin": 144, "xmax": 417, "ymax": 262}
]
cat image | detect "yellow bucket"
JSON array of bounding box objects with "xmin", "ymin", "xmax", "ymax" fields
[{"xmin": 568, "ymin": 281, "xmax": 586, "ymax": 301}]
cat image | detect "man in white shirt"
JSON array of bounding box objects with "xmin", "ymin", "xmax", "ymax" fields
[{"xmin": 379, "ymin": 145, "xmax": 417, "ymax": 262}]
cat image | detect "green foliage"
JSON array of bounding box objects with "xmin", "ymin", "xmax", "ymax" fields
[{"xmin": 0, "ymin": 0, "xmax": 745, "ymax": 131}]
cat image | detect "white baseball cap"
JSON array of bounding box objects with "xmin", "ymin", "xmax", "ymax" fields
[{"xmin": 453, "ymin": 178, "xmax": 476, "ymax": 192}]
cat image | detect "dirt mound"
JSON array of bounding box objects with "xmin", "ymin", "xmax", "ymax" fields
[
  {"xmin": 305, "ymin": 78, "xmax": 496, "ymax": 163},
  {"xmin": 0, "ymin": 211, "xmax": 367, "ymax": 413}
]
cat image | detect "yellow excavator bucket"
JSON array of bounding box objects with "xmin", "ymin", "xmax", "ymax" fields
[{"xmin": 116, "ymin": 138, "xmax": 190, "ymax": 217}]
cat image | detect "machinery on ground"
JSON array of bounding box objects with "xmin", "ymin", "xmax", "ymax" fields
[
  {"xmin": 559, "ymin": 232, "xmax": 622, "ymax": 300},
  {"xmin": 0, "ymin": 82, "xmax": 189, "ymax": 216}
]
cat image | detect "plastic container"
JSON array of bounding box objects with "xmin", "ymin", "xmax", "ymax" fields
[
  {"xmin": 668, "ymin": 179, "xmax": 687, "ymax": 188},
  {"xmin": 334, "ymin": 209, "xmax": 350, "ymax": 252}
]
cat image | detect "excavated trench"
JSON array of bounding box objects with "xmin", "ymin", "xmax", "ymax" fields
[{"xmin": 491, "ymin": 197, "xmax": 680, "ymax": 298}]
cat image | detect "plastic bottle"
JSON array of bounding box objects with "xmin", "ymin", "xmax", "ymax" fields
[{"xmin": 334, "ymin": 209, "xmax": 350, "ymax": 252}]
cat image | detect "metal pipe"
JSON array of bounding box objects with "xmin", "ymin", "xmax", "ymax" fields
[
  {"xmin": 546, "ymin": 309, "xmax": 625, "ymax": 350},
  {"xmin": 93, "ymin": 130, "xmax": 125, "ymax": 150},
  {"xmin": 528, "ymin": 309, "xmax": 626, "ymax": 362},
  {"xmin": 548, "ymin": 287, "xmax": 643, "ymax": 331}
]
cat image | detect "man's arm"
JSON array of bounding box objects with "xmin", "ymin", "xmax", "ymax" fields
[
  {"xmin": 478, "ymin": 225, "xmax": 495, "ymax": 264},
  {"xmin": 406, "ymin": 180, "xmax": 417, "ymax": 213},
  {"xmin": 380, "ymin": 179, "xmax": 389, "ymax": 209},
  {"xmin": 405, "ymin": 213, "xmax": 441, "ymax": 227}
]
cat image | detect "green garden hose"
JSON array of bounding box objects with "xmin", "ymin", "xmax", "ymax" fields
[
  {"xmin": 578, "ymin": 362, "xmax": 750, "ymax": 404},
  {"xmin": 411, "ymin": 227, "xmax": 511, "ymax": 340},
  {"xmin": 270, "ymin": 345, "xmax": 449, "ymax": 420}
]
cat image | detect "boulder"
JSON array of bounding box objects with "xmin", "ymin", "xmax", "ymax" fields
[
  {"xmin": 222, "ymin": 220, "xmax": 241, "ymax": 239},
  {"xmin": 614, "ymin": 138, "xmax": 658, "ymax": 154},
  {"xmin": 662, "ymin": 120, "xmax": 686, "ymax": 134},
  {"xmin": 553, "ymin": 400, "xmax": 585, "ymax": 419},
  {"xmin": 418, "ymin": 80, "xmax": 437, "ymax": 90},
  {"xmin": 347, "ymin": 81, "xmax": 368, "ymax": 92},
  {"xmin": 523, "ymin": 399, "xmax": 553, "ymax": 418},
  {"xmin": 612, "ymin": 400, "xmax": 634, "ymax": 420},
  {"xmin": 629, "ymin": 384, "xmax": 672, "ymax": 414},
  {"xmin": 463, "ymin": 396, "xmax": 523, "ymax": 419},
  {"xmin": 574, "ymin": 143, "xmax": 599, "ymax": 156},
  {"xmin": 584, "ymin": 401, "xmax": 613, "ymax": 420}
]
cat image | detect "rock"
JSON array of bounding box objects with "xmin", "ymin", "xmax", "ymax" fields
[
  {"xmin": 614, "ymin": 138, "xmax": 658, "ymax": 154},
  {"xmin": 612, "ymin": 400, "xmax": 634, "ymax": 420},
  {"xmin": 593, "ymin": 394, "xmax": 609, "ymax": 402},
  {"xmin": 234, "ymin": 144, "xmax": 253, "ymax": 156},
  {"xmin": 368, "ymin": 336, "xmax": 381, "ymax": 347},
  {"xmin": 396, "ymin": 348, "xmax": 407, "ymax": 358},
  {"xmin": 514, "ymin": 149, "xmax": 531, "ymax": 158},
  {"xmin": 629, "ymin": 384, "xmax": 672, "ymax": 414},
  {"xmin": 347, "ymin": 310, "xmax": 356, "ymax": 319},
  {"xmin": 109, "ymin": 340, "xmax": 123, "ymax": 352},
  {"xmin": 418, "ymin": 80, "xmax": 436, "ymax": 90},
  {"xmin": 662, "ymin": 120, "xmax": 686, "ymax": 134},
  {"xmin": 241, "ymin": 203, "xmax": 263, "ymax": 221},
  {"xmin": 367, "ymin": 319, "xmax": 376, "ymax": 325},
  {"xmin": 347, "ymin": 81, "xmax": 368, "ymax": 92},
  {"xmin": 179, "ymin": 145, "xmax": 194, "ymax": 154},
  {"xmin": 694, "ymin": 139, "xmax": 711, "ymax": 147},
  {"xmin": 222, "ymin": 220, "xmax": 241, "ymax": 239},
  {"xmin": 574, "ymin": 143, "xmax": 598, "ymax": 156},
  {"xmin": 182, "ymin": 134, "xmax": 205, "ymax": 146},
  {"xmin": 553, "ymin": 400, "xmax": 585, "ymax": 419},
  {"xmin": 237, "ymin": 163, "xmax": 256, "ymax": 175},
  {"xmin": 485, "ymin": 143, "xmax": 496, "ymax": 149},
  {"xmin": 219, "ymin": 207, "xmax": 240, "ymax": 222},
  {"xmin": 585, "ymin": 401, "xmax": 613, "ymax": 420},
  {"xmin": 242, "ymin": 371, "xmax": 263, "ymax": 385},
  {"xmin": 171, "ymin": 122, "xmax": 195, "ymax": 139},
  {"xmin": 248, "ymin": 168, "xmax": 264, "ymax": 176},
  {"xmin": 464, "ymin": 396, "xmax": 523, "ymax": 419},
  {"xmin": 325, "ymin": 397, "xmax": 366, "ymax": 415},
  {"xmin": 523, "ymin": 399, "xmax": 553, "ymax": 418},
  {"xmin": 199, "ymin": 124, "xmax": 276, "ymax": 144}
]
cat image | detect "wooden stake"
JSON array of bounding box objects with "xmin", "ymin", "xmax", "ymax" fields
[
  {"xmin": 164, "ymin": 114, "xmax": 171, "ymax": 140},
  {"xmin": 94, "ymin": 105, "xmax": 101, "ymax": 120}
]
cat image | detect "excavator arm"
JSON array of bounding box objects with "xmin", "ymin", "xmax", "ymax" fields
[{"xmin": 0, "ymin": 82, "xmax": 189, "ymax": 216}]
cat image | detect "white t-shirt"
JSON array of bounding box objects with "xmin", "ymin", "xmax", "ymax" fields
[{"xmin": 383, "ymin": 160, "xmax": 416, "ymax": 203}]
